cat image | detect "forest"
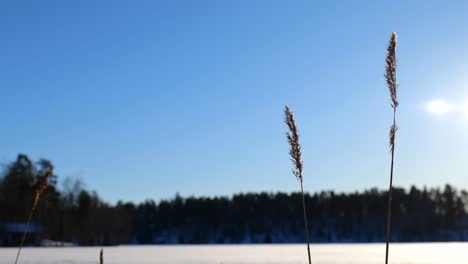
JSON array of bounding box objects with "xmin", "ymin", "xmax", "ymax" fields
[{"xmin": 1, "ymin": 154, "xmax": 468, "ymax": 246}]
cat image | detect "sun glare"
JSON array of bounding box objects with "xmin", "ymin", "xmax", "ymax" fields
[
  {"xmin": 462, "ymin": 101, "xmax": 468, "ymax": 119},
  {"xmin": 426, "ymin": 99, "xmax": 451, "ymax": 114}
]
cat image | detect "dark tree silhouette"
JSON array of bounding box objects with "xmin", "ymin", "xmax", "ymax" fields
[{"xmin": 1, "ymin": 154, "xmax": 468, "ymax": 246}]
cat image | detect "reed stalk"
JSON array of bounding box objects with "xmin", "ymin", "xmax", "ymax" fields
[
  {"xmin": 384, "ymin": 32, "xmax": 398, "ymax": 264},
  {"xmin": 14, "ymin": 165, "xmax": 54, "ymax": 264},
  {"xmin": 285, "ymin": 105, "xmax": 311, "ymax": 264},
  {"xmin": 100, "ymin": 248, "xmax": 104, "ymax": 264}
]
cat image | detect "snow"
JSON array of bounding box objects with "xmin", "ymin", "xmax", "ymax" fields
[{"xmin": 0, "ymin": 243, "xmax": 467, "ymax": 264}]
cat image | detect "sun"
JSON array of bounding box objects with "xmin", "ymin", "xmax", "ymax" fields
[{"xmin": 426, "ymin": 99, "xmax": 451, "ymax": 114}]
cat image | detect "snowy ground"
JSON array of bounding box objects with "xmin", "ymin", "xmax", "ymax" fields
[{"xmin": 1, "ymin": 243, "xmax": 467, "ymax": 264}]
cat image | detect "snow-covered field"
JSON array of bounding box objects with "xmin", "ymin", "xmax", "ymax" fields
[{"xmin": 1, "ymin": 243, "xmax": 466, "ymax": 264}]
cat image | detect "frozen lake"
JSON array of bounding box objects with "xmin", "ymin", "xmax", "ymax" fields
[{"xmin": 1, "ymin": 243, "xmax": 467, "ymax": 264}]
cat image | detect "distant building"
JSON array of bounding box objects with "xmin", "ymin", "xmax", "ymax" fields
[{"xmin": 0, "ymin": 222, "xmax": 44, "ymax": 247}]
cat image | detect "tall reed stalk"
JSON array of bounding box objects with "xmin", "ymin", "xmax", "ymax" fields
[
  {"xmin": 384, "ymin": 32, "xmax": 398, "ymax": 264},
  {"xmin": 284, "ymin": 105, "xmax": 311, "ymax": 264},
  {"xmin": 14, "ymin": 165, "xmax": 54, "ymax": 264}
]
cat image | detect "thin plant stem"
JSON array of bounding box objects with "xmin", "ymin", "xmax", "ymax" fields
[
  {"xmin": 385, "ymin": 109, "xmax": 396, "ymax": 264},
  {"xmin": 300, "ymin": 181, "xmax": 312, "ymax": 264},
  {"xmin": 14, "ymin": 206, "xmax": 35, "ymax": 264},
  {"xmin": 14, "ymin": 165, "xmax": 53, "ymax": 264}
]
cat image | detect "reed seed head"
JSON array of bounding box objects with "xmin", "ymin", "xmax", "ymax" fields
[
  {"xmin": 33, "ymin": 165, "xmax": 54, "ymax": 209},
  {"xmin": 389, "ymin": 124, "xmax": 398, "ymax": 153},
  {"xmin": 385, "ymin": 32, "xmax": 398, "ymax": 109},
  {"xmin": 284, "ymin": 105, "xmax": 303, "ymax": 182}
]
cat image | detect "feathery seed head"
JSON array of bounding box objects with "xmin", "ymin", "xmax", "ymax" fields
[
  {"xmin": 285, "ymin": 105, "xmax": 303, "ymax": 182},
  {"xmin": 385, "ymin": 32, "xmax": 398, "ymax": 109},
  {"xmin": 33, "ymin": 165, "xmax": 54, "ymax": 209}
]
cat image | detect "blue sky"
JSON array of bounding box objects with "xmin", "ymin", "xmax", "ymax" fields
[{"xmin": 2, "ymin": 1, "xmax": 468, "ymax": 203}]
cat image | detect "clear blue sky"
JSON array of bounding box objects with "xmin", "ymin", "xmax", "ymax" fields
[{"xmin": 2, "ymin": 1, "xmax": 468, "ymax": 203}]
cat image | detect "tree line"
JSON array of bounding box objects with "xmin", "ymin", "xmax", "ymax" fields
[{"xmin": 1, "ymin": 154, "xmax": 467, "ymax": 246}]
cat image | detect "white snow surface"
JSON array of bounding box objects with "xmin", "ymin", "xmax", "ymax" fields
[{"xmin": 1, "ymin": 243, "xmax": 467, "ymax": 264}]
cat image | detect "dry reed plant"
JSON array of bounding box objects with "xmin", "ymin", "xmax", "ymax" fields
[
  {"xmin": 384, "ymin": 32, "xmax": 398, "ymax": 264},
  {"xmin": 285, "ymin": 105, "xmax": 311, "ymax": 264},
  {"xmin": 100, "ymin": 248, "xmax": 104, "ymax": 264},
  {"xmin": 14, "ymin": 165, "xmax": 54, "ymax": 264}
]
